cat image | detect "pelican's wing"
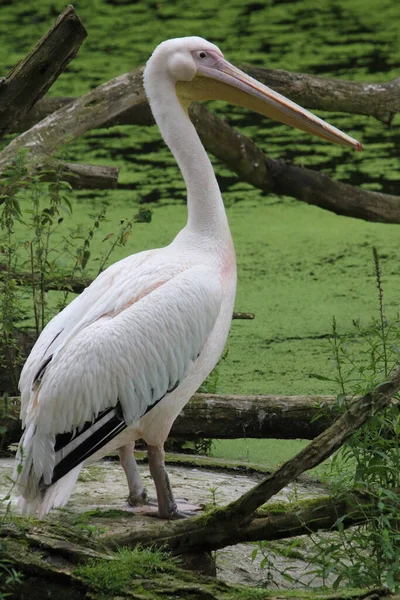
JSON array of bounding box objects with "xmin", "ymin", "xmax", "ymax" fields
[
  {"xmin": 18, "ymin": 262, "xmax": 222, "ymax": 492},
  {"xmin": 19, "ymin": 249, "xmax": 157, "ymax": 424}
]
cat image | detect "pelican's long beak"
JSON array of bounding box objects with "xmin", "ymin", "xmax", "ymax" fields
[{"xmin": 177, "ymin": 56, "xmax": 361, "ymax": 151}]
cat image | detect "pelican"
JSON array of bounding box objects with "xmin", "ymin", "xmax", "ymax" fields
[{"xmin": 15, "ymin": 37, "xmax": 361, "ymax": 519}]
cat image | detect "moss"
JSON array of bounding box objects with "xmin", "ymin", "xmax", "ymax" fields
[{"xmin": 74, "ymin": 547, "xmax": 178, "ymax": 595}]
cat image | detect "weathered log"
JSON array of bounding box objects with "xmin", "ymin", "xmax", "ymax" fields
[
  {"xmin": 0, "ymin": 6, "xmax": 87, "ymax": 137},
  {"xmin": 10, "ymin": 96, "xmax": 153, "ymax": 133},
  {"xmin": 190, "ymin": 103, "xmax": 400, "ymax": 224},
  {"xmin": 243, "ymin": 65, "xmax": 400, "ymax": 126},
  {"xmin": 34, "ymin": 158, "xmax": 119, "ymax": 189},
  {"xmin": 103, "ymin": 367, "xmax": 400, "ymax": 554},
  {"xmin": 5, "ymin": 76, "xmax": 400, "ymax": 223},
  {"xmin": 1, "ymin": 510, "xmax": 389, "ymax": 600},
  {"xmin": 11, "ymin": 70, "xmax": 400, "ymax": 132},
  {"xmin": 0, "ymin": 393, "xmax": 337, "ymax": 449},
  {"xmin": 102, "ymin": 491, "xmax": 377, "ymax": 551},
  {"xmin": 0, "ymin": 69, "xmax": 146, "ymax": 171},
  {"xmin": 175, "ymin": 393, "xmax": 335, "ymax": 440}
]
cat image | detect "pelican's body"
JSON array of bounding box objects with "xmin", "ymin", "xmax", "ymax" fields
[{"xmin": 15, "ymin": 37, "xmax": 360, "ymax": 518}]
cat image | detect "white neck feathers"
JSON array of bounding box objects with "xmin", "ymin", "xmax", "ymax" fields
[{"xmin": 143, "ymin": 66, "xmax": 230, "ymax": 237}]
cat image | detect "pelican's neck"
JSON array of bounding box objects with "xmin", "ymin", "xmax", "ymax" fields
[{"xmin": 145, "ymin": 75, "xmax": 230, "ymax": 238}]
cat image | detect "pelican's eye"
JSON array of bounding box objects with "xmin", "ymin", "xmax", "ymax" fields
[{"xmin": 198, "ymin": 51, "xmax": 207, "ymax": 59}]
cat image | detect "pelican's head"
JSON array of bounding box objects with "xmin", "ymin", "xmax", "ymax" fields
[{"xmin": 144, "ymin": 36, "xmax": 361, "ymax": 151}]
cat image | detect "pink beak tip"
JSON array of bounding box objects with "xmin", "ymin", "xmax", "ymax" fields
[{"xmin": 355, "ymin": 141, "xmax": 363, "ymax": 152}]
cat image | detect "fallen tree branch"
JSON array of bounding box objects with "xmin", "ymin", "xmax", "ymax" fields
[
  {"xmin": 103, "ymin": 491, "xmax": 376, "ymax": 551},
  {"xmin": 11, "ymin": 70, "xmax": 400, "ymax": 132},
  {"xmin": 227, "ymin": 367, "xmax": 400, "ymax": 520},
  {"xmin": 0, "ymin": 6, "xmax": 87, "ymax": 137},
  {"xmin": 0, "ymin": 69, "xmax": 146, "ymax": 171},
  {"xmin": 2, "ymin": 507, "xmax": 387, "ymax": 600},
  {"xmin": 190, "ymin": 103, "xmax": 400, "ymax": 224},
  {"xmin": 104, "ymin": 367, "xmax": 400, "ymax": 554},
  {"xmin": 34, "ymin": 158, "xmax": 119, "ymax": 189},
  {"xmin": 10, "ymin": 96, "xmax": 153, "ymax": 133},
  {"xmin": 5, "ymin": 77, "xmax": 400, "ymax": 223},
  {"xmin": 0, "ymin": 393, "xmax": 336, "ymax": 449},
  {"xmin": 242, "ymin": 65, "xmax": 400, "ymax": 126}
]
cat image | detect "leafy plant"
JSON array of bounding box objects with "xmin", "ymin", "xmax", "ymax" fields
[
  {"xmin": 306, "ymin": 248, "xmax": 400, "ymax": 591},
  {"xmin": 0, "ymin": 154, "xmax": 152, "ymax": 394}
]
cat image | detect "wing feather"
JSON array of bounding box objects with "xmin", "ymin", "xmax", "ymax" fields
[{"xmin": 17, "ymin": 260, "xmax": 222, "ymax": 498}]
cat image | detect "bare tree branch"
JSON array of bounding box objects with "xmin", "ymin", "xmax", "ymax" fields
[
  {"xmin": 104, "ymin": 368, "xmax": 400, "ymax": 554},
  {"xmin": 0, "ymin": 69, "xmax": 146, "ymax": 170},
  {"xmin": 34, "ymin": 158, "xmax": 119, "ymax": 189},
  {"xmin": 11, "ymin": 70, "xmax": 400, "ymax": 132},
  {"xmin": 5, "ymin": 74, "xmax": 400, "ymax": 223},
  {"xmin": 228, "ymin": 368, "xmax": 400, "ymax": 520},
  {"xmin": 103, "ymin": 491, "xmax": 376, "ymax": 552},
  {"xmin": 242, "ymin": 65, "xmax": 400, "ymax": 126},
  {"xmin": 190, "ymin": 103, "xmax": 400, "ymax": 224},
  {"xmin": 0, "ymin": 6, "xmax": 87, "ymax": 137}
]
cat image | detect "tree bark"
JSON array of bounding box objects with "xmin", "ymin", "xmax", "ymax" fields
[
  {"xmin": 243, "ymin": 65, "xmax": 400, "ymax": 126},
  {"xmin": 0, "ymin": 393, "xmax": 337, "ymax": 449},
  {"xmin": 0, "ymin": 6, "xmax": 87, "ymax": 137}
]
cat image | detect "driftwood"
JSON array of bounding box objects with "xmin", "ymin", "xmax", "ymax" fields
[
  {"xmin": 35, "ymin": 157, "xmax": 119, "ymax": 189},
  {"xmin": 101, "ymin": 367, "xmax": 400, "ymax": 554},
  {"xmin": 5, "ymin": 70, "xmax": 400, "ymax": 223},
  {"xmin": 0, "ymin": 8, "xmax": 117, "ymax": 190},
  {"xmin": 0, "ymin": 6, "xmax": 87, "ymax": 138},
  {"xmin": 0, "ymin": 393, "xmax": 337, "ymax": 449},
  {"xmin": 243, "ymin": 65, "xmax": 400, "ymax": 126},
  {"xmin": 1, "ymin": 510, "xmax": 389, "ymax": 600},
  {"xmin": 11, "ymin": 68, "xmax": 400, "ymax": 132}
]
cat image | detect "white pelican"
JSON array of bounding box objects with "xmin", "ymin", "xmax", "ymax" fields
[{"xmin": 15, "ymin": 37, "xmax": 361, "ymax": 519}]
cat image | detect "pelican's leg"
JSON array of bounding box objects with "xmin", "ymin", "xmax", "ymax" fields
[
  {"xmin": 119, "ymin": 443, "xmax": 148, "ymax": 506},
  {"xmin": 147, "ymin": 444, "xmax": 199, "ymax": 519}
]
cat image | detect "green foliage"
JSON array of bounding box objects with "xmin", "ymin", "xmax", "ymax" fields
[
  {"xmin": 0, "ymin": 154, "xmax": 152, "ymax": 392},
  {"xmin": 75, "ymin": 547, "xmax": 177, "ymax": 595},
  {"xmin": 305, "ymin": 249, "xmax": 400, "ymax": 591}
]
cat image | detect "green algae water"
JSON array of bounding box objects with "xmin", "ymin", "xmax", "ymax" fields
[{"xmin": 1, "ymin": 1, "xmax": 400, "ymax": 463}]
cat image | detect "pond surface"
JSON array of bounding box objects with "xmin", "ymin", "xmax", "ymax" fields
[{"xmin": 0, "ymin": 0, "xmax": 399, "ymax": 397}]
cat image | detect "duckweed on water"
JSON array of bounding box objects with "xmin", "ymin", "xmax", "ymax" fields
[{"xmin": 0, "ymin": 2, "xmax": 399, "ymax": 397}]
